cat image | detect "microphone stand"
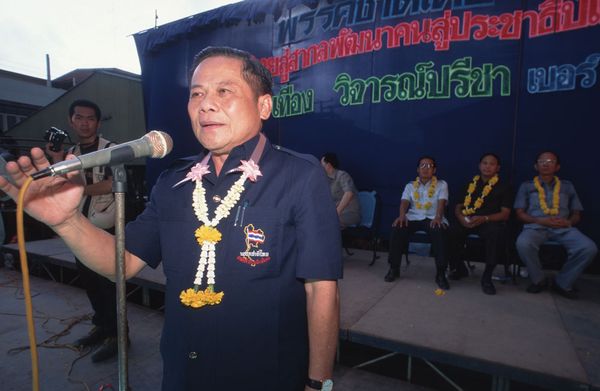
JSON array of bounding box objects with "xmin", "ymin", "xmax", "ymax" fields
[{"xmin": 112, "ymin": 165, "xmax": 130, "ymax": 391}]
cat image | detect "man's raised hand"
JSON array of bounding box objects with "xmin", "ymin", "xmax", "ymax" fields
[{"xmin": 0, "ymin": 147, "xmax": 85, "ymax": 229}]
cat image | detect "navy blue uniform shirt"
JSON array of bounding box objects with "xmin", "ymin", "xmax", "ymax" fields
[{"xmin": 126, "ymin": 134, "xmax": 343, "ymax": 390}]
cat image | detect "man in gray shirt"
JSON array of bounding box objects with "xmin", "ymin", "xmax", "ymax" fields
[
  {"xmin": 514, "ymin": 151, "xmax": 597, "ymax": 299},
  {"xmin": 321, "ymin": 152, "xmax": 361, "ymax": 228}
]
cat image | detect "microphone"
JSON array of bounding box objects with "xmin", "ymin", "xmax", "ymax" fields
[{"xmin": 31, "ymin": 130, "xmax": 173, "ymax": 180}]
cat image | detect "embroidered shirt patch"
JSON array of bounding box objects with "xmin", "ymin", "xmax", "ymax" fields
[{"xmin": 237, "ymin": 224, "xmax": 271, "ymax": 266}]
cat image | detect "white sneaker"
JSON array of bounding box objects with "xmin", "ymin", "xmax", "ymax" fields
[{"xmin": 519, "ymin": 267, "xmax": 529, "ymax": 278}]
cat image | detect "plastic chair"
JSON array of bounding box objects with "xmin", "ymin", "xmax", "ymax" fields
[
  {"xmin": 343, "ymin": 191, "xmax": 380, "ymax": 266},
  {"xmin": 403, "ymin": 230, "xmax": 432, "ymax": 268}
]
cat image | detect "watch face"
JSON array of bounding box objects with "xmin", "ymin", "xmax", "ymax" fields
[{"xmin": 322, "ymin": 379, "xmax": 334, "ymax": 391}]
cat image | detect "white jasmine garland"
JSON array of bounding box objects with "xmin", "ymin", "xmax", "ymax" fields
[
  {"xmin": 192, "ymin": 175, "xmax": 248, "ymax": 287},
  {"xmin": 178, "ymin": 158, "xmax": 262, "ymax": 308}
]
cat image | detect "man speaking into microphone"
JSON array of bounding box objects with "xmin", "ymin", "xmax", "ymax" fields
[
  {"xmin": 45, "ymin": 99, "xmax": 125, "ymax": 363},
  {"xmin": 1, "ymin": 47, "xmax": 341, "ymax": 391}
]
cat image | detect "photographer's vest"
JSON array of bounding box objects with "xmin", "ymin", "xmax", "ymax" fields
[{"xmin": 68, "ymin": 137, "xmax": 116, "ymax": 229}]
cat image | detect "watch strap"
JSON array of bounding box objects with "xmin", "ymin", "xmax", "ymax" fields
[{"xmin": 306, "ymin": 378, "xmax": 323, "ymax": 390}]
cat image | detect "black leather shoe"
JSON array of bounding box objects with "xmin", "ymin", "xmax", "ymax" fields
[
  {"xmin": 526, "ymin": 279, "xmax": 548, "ymax": 294},
  {"xmin": 73, "ymin": 327, "xmax": 106, "ymax": 348},
  {"xmin": 551, "ymin": 279, "xmax": 578, "ymax": 299},
  {"xmin": 91, "ymin": 336, "xmax": 125, "ymax": 363},
  {"xmin": 435, "ymin": 274, "xmax": 450, "ymax": 290},
  {"xmin": 481, "ymin": 281, "xmax": 496, "ymax": 295},
  {"xmin": 384, "ymin": 268, "xmax": 400, "ymax": 282}
]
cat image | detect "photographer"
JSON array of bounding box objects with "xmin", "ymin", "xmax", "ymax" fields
[{"xmin": 45, "ymin": 99, "xmax": 123, "ymax": 362}]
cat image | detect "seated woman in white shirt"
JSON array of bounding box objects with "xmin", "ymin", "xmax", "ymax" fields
[{"xmin": 384, "ymin": 156, "xmax": 450, "ymax": 290}]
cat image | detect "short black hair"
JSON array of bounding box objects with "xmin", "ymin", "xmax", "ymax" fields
[
  {"xmin": 69, "ymin": 99, "xmax": 101, "ymax": 121},
  {"xmin": 536, "ymin": 150, "xmax": 560, "ymax": 165},
  {"xmin": 479, "ymin": 152, "xmax": 501, "ymax": 165},
  {"xmin": 190, "ymin": 46, "xmax": 273, "ymax": 97},
  {"xmin": 417, "ymin": 156, "xmax": 436, "ymax": 167},
  {"xmin": 322, "ymin": 152, "xmax": 339, "ymax": 169}
]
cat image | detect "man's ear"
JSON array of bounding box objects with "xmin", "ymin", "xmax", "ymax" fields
[{"xmin": 258, "ymin": 95, "xmax": 272, "ymax": 120}]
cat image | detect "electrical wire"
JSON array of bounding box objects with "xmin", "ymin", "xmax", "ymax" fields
[
  {"xmin": 16, "ymin": 175, "xmax": 40, "ymax": 391},
  {"xmin": 2, "ymin": 304, "xmax": 94, "ymax": 391},
  {"xmin": 7, "ymin": 313, "xmax": 91, "ymax": 355}
]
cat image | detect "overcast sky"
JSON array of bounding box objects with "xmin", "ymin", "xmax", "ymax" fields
[{"xmin": 0, "ymin": 0, "xmax": 240, "ymax": 79}]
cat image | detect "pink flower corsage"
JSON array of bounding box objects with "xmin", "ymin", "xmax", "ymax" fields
[
  {"xmin": 229, "ymin": 159, "xmax": 262, "ymax": 182},
  {"xmin": 173, "ymin": 162, "xmax": 211, "ymax": 187}
]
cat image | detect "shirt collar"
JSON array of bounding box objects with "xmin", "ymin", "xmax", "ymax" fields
[
  {"xmin": 326, "ymin": 168, "xmax": 338, "ymax": 180},
  {"xmin": 417, "ymin": 178, "xmax": 433, "ymax": 187},
  {"xmin": 536, "ymin": 175, "xmax": 557, "ymax": 187},
  {"xmin": 224, "ymin": 133, "xmax": 262, "ymax": 168},
  {"xmin": 174, "ymin": 134, "xmax": 267, "ymax": 183}
]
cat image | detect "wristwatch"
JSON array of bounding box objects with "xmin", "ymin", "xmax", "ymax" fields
[{"xmin": 306, "ymin": 378, "xmax": 334, "ymax": 390}]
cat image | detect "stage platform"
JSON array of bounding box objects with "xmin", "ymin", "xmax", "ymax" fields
[
  {"xmin": 2, "ymin": 239, "xmax": 600, "ymax": 390},
  {"xmin": 0, "ymin": 267, "xmax": 430, "ymax": 391}
]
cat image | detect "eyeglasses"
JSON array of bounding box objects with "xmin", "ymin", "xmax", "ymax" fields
[
  {"xmin": 537, "ymin": 159, "xmax": 557, "ymax": 165},
  {"xmin": 419, "ymin": 163, "xmax": 435, "ymax": 169}
]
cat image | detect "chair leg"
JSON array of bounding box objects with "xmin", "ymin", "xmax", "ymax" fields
[
  {"xmin": 344, "ymin": 247, "xmax": 354, "ymax": 256},
  {"xmin": 509, "ymin": 248, "xmax": 519, "ymax": 284},
  {"xmin": 369, "ymin": 237, "xmax": 379, "ymax": 266},
  {"xmin": 466, "ymin": 260, "xmax": 475, "ymax": 271},
  {"xmin": 503, "ymin": 258, "xmax": 513, "ymax": 283},
  {"xmin": 402, "ymin": 241, "xmax": 411, "ymax": 269}
]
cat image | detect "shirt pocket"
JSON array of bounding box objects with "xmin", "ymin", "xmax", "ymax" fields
[
  {"xmin": 157, "ymin": 204, "xmax": 198, "ymax": 276},
  {"xmin": 223, "ymin": 206, "xmax": 282, "ymax": 279}
]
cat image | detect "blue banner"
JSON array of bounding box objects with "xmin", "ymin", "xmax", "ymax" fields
[{"xmin": 135, "ymin": 0, "xmax": 600, "ymax": 253}]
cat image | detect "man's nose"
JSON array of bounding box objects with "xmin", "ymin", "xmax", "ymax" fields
[{"xmin": 199, "ymin": 92, "xmax": 217, "ymax": 112}]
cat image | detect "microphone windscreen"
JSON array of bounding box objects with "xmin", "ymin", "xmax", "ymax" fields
[{"xmin": 145, "ymin": 130, "xmax": 173, "ymax": 158}]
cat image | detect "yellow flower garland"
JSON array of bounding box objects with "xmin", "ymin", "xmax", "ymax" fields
[
  {"xmin": 413, "ymin": 176, "xmax": 437, "ymax": 210},
  {"xmin": 533, "ymin": 176, "xmax": 560, "ymax": 215},
  {"xmin": 180, "ymin": 286, "xmax": 225, "ymax": 308},
  {"xmin": 462, "ymin": 175, "xmax": 499, "ymax": 215},
  {"xmin": 195, "ymin": 225, "xmax": 222, "ymax": 244}
]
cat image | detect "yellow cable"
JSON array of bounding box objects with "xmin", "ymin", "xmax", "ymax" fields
[{"xmin": 17, "ymin": 176, "xmax": 40, "ymax": 391}]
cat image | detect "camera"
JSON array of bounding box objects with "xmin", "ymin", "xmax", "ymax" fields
[{"xmin": 44, "ymin": 127, "xmax": 69, "ymax": 152}]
